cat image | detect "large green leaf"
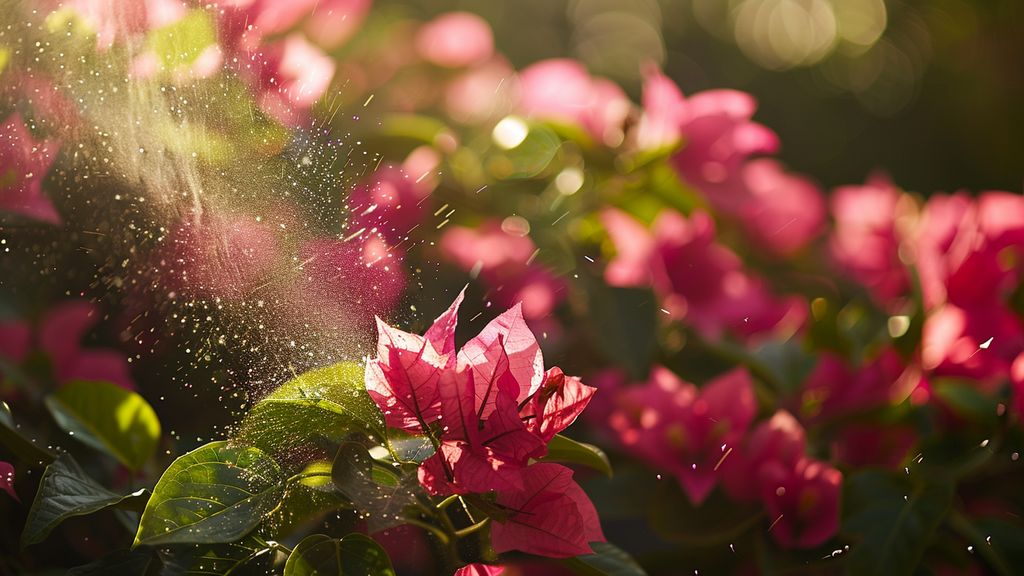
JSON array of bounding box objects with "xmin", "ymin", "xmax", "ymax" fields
[
  {"xmin": 67, "ymin": 549, "xmax": 153, "ymax": 576},
  {"xmin": 563, "ymin": 542, "xmax": 648, "ymax": 576},
  {"xmin": 22, "ymin": 454, "xmax": 148, "ymax": 547},
  {"xmin": 331, "ymin": 442, "xmax": 419, "ymax": 531},
  {"xmin": 134, "ymin": 441, "xmax": 285, "ymax": 547},
  {"xmin": 158, "ymin": 533, "xmax": 275, "ymax": 576},
  {"xmin": 539, "ymin": 434, "xmax": 613, "ymax": 477},
  {"xmin": 284, "ymin": 533, "xmax": 396, "ymax": 576},
  {"xmin": 45, "ymin": 381, "xmax": 161, "ymax": 471},
  {"xmin": 236, "ymin": 363, "xmax": 386, "ymax": 458},
  {"xmin": 0, "ymin": 400, "xmax": 55, "ymax": 465},
  {"xmin": 842, "ymin": 470, "xmax": 954, "ymax": 575}
]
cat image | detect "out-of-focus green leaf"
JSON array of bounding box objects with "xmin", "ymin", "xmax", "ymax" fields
[
  {"xmin": 500, "ymin": 123, "xmax": 561, "ymax": 179},
  {"xmin": 540, "ymin": 434, "xmax": 612, "ymax": 477},
  {"xmin": 236, "ymin": 362, "xmax": 386, "ymax": 459},
  {"xmin": 563, "ymin": 541, "xmax": 648, "ymax": 576},
  {"xmin": 648, "ymin": 481, "xmax": 762, "ymax": 547},
  {"xmin": 584, "ymin": 281, "xmax": 657, "ymax": 380},
  {"xmin": 284, "ymin": 533, "xmax": 396, "ymax": 576},
  {"xmin": 0, "ymin": 400, "xmax": 55, "ymax": 465},
  {"xmin": 842, "ymin": 470, "xmax": 953, "ymax": 575},
  {"xmin": 147, "ymin": 9, "xmax": 216, "ymax": 69},
  {"xmin": 22, "ymin": 454, "xmax": 148, "ymax": 547},
  {"xmin": 134, "ymin": 441, "xmax": 284, "ymax": 546},
  {"xmin": 67, "ymin": 549, "xmax": 153, "ymax": 576},
  {"xmin": 45, "ymin": 381, "xmax": 161, "ymax": 471},
  {"xmin": 967, "ymin": 517, "xmax": 1024, "ymax": 576},
  {"xmin": 933, "ymin": 379, "xmax": 1001, "ymax": 423}
]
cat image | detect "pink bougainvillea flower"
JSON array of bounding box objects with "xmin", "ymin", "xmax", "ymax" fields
[
  {"xmin": 364, "ymin": 290, "xmax": 463, "ymax": 432},
  {"xmin": 0, "ymin": 302, "xmax": 134, "ymax": 391},
  {"xmin": 732, "ymin": 159, "xmax": 825, "ymax": 255},
  {"xmin": 720, "ymin": 410, "xmax": 807, "ymax": 502},
  {"xmin": 520, "ymin": 367, "xmax": 597, "ymax": 443},
  {"xmin": 517, "ymin": 59, "xmax": 630, "ymax": 147},
  {"xmin": 0, "ymin": 461, "xmax": 17, "ymax": 501},
  {"xmin": 1011, "ymin": 353, "xmax": 1024, "ymax": 422},
  {"xmin": 802, "ymin": 348, "xmax": 927, "ymax": 421},
  {"xmin": 250, "ymin": 34, "xmax": 336, "ymax": 126},
  {"xmin": 635, "ymin": 66, "xmax": 687, "ymax": 150},
  {"xmin": 829, "ymin": 174, "xmax": 912, "ymax": 304},
  {"xmin": 607, "ymin": 366, "xmax": 756, "ymax": 505},
  {"xmin": 920, "ymin": 303, "xmax": 1023, "ymax": 384},
  {"xmin": 347, "ymin": 165, "xmax": 431, "ymax": 245},
  {"xmin": 38, "ymin": 301, "xmax": 135, "ymax": 390},
  {"xmin": 445, "ymin": 59, "xmax": 517, "ymax": 125},
  {"xmin": 760, "ymin": 457, "xmax": 842, "ymax": 549},
  {"xmin": 602, "ymin": 208, "xmax": 804, "ymax": 340},
  {"xmin": 439, "ymin": 222, "xmax": 565, "ymax": 320},
  {"xmin": 455, "ymin": 564, "xmax": 505, "ymax": 576},
  {"xmin": 0, "ymin": 114, "xmax": 60, "ymax": 224},
  {"xmin": 416, "ymin": 12, "xmax": 494, "ymax": 68},
  {"xmin": 490, "ymin": 463, "xmax": 604, "ymax": 558}
]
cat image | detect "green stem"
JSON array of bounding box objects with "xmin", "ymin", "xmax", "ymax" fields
[
  {"xmin": 436, "ymin": 494, "xmax": 460, "ymax": 510},
  {"xmin": 947, "ymin": 510, "xmax": 1012, "ymax": 576},
  {"xmin": 454, "ymin": 518, "xmax": 490, "ymax": 539}
]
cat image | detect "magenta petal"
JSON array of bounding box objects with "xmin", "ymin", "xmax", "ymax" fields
[
  {"xmin": 424, "ymin": 289, "xmax": 466, "ymax": 358},
  {"xmin": 459, "ymin": 303, "xmax": 543, "ymax": 417},
  {"xmin": 491, "ymin": 463, "xmax": 599, "ymax": 558},
  {"xmin": 38, "ymin": 301, "xmax": 99, "ymax": 372},
  {"xmin": 429, "ymin": 441, "xmax": 523, "ymax": 495},
  {"xmin": 0, "ymin": 321, "xmax": 32, "ymax": 363},
  {"xmin": 481, "ymin": 387, "xmax": 546, "ymax": 464},
  {"xmin": 365, "ymin": 318, "xmax": 447, "ymax": 432},
  {"xmin": 0, "ymin": 461, "xmax": 16, "ymax": 501},
  {"xmin": 454, "ymin": 564, "xmax": 505, "ymax": 576},
  {"xmin": 58, "ymin": 350, "xmax": 135, "ymax": 390},
  {"xmin": 523, "ymin": 367, "xmax": 596, "ymax": 442}
]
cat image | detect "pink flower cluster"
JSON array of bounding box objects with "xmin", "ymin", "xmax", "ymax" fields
[
  {"xmin": 0, "ymin": 114, "xmax": 61, "ymax": 225},
  {"xmin": 365, "ymin": 292, "xmax": 604, "ymax": 558},
  {"xmin": 0, "ymin": 301, "xmax": 135, "ymax": 391},
  {"xmin": 599, "ymin": 367, "xmax": 841, "ymax": 549},
  {"xmin": 830, "ymin": 183, "xmax": 1024, "ymax": 409}
]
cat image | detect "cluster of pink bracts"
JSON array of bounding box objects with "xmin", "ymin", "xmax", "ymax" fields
[{"xmin": 365, "ymin": 291, "xmax": 604, "ymax": 559}]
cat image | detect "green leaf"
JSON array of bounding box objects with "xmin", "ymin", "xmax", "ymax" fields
[
  {"xmin": 563, "ymin": 541, "xmax": 648, "ymax": 576},
  {"xmin": 0, "ymin": 400, "xmax": 55, "ymax": 465},
  {"xmin": 284, "ymin": 533, "xmax": 396, "ymax": 576},
  {"xmin": 932, "ymin": 379, "xmax": 1001, "ymax": 423},
  {"xmin": 540, "ymin": 434, "xmax": 612, "ymax": 477},
  {"xmin": 647, "ymin": 481, "xmax": 762, "ymax": 547},
  {"xmin": 134, "ymin": 441, "xmax": 285, "ymax": 547},
  {"xmin": 236, "ymin": 363, "xmax": 386, "ymax": 459},
  {"xmin": 158, "ymin": 534, "xmax": 275, "ymax": 576},
  {"xmin": 22, "ymin": 454, "xmax": 148, "ymax": 547},
  {"xmin": 45, "ymin": 381, "xmax": 161, "ymax": 471},
  {"xmin": 146, "ymin": 9, "xmax": 216, "ymax": 69},
  {"xmin": 585, "ymin": 282, "xmax": 657, "ymax": 380},
  {"xmin": 969, "ymin": 517, "xmax": 1024, "ymax": 576},
  {"xmin": 67, "ymin": 549, "xmax": 153, "ymax": 576},
  {"xmin": 842, "ymin": 470, "xmax": 954, "ymax": 575},
  {"xmin": 332, "ymin": 442, "xmax": 419, "ymax": 531}
]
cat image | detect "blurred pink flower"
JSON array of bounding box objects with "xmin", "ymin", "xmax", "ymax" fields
[
  {"xmin": 607, "ymin": 366, "xmax": 756, "ymax": 505},
  {"xmin": 162, "ymin": 212, "xmax": 281, "ymax": 300},
  {"xmin": 732, "ymin": 159, "xmax": 825, "ymax": 255},
  {"xmin": 348, "ymin": 165, "xmax": 431, "ymax": 245},
  {"xmin": 254, "ymin": 34, "xmax": 336, "ymax": 125},
  {"xmin": 831, "ymin": 424, "xmax": 917, "ymax": 469},
  {"xmin": 445, "ymin": 59, "xmax": 517, "ymax": 125},
  {"xmin": 920, "ymin": 303, "xmax": 1023, "ymax": 384},
  {"xmin": 829, "ymin": 175, "xmax": 911, "ymax": 303},
  {"xmin": 760, "ymin": 457, "xmax": 842, "ymax": 549},
  {"xmin": 0, "ymin": 301, "xmax": 134, "ymax": 390},
  {"xmin": 802, "ymin": 349, "xmax": 924, "ymax": 421},
  {"xmin": 517, "ymin": 59, "xmax": 630, "ymax": 147},
  {"xmin": 1011, "ymin": 353, "xmax": 1024, "ymax": 422},
  {"xmin": 601, "ymin": 209, "xmax": 804, "ymax": 340},
  {"xmin": 439, "ymin": 222, "xmax": 565, "ymax": 320},
  {"xmin": 0, "ymin": 461, "xmax": 16, "ymax": 501},
  {"xmin": 416, "ymin": 12, "xmax": 494, "ymax": 68},
  {"xmin": 0, "ymin": 114, "xmax": 60, "ymax": 224},
  {"xmin": 455, "ymin": 564, "xmax": 505, "ymax": 576},
  {"xmin": 720, "ymin": 410, "xmax": 807, "ymax": 502},
  {"xmin": 490, "ymin": 463, "xmax": 604, "ymax": 558},
  {"xmin": 635, "ymin": 66, "xmax": 687, "ymax": 150}
]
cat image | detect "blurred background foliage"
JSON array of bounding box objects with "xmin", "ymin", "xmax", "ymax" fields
[{"xmin": 394, "ymin": 0, "xmax": 1024, "ymax": 194}]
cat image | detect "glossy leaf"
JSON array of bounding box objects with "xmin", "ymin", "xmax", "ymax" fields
[
  {"xmin": 540, "ymin": 434, "xmax": 613, "ymax": 477},
  {"xmin": 0, "ymin": 400, "xmax": 55, "ymax": 465},
  {"xmin": 67, "ymin": 549, "xmax": 153, "ymax": 576},
  {"xmin": 158, "ymin": 534, "xmax": 275, "ymax": 576},
  {"xmin": 563, "ymin": 541, "xmax": 648, "ymax": 576},
  {"xmin": 332, "ymin": 442, "xmax": 419, "ymax": 531},
  {"xmin": 842, "ymin": 470, "xmax": 953, "ymax": 575},
  {"xmin": 585, "ymin": 282, "xmax": 657, "ymax": 380},
  {"xmin": 134, "ymin": 441, "xmax": 285, "ymax": 547},
  {"xmin": 236, "ymin": 363, "xmax": 386, "ymax": 458},
  {"xmin": 284, "ymin": 533, "xmax": 396, "ymax": 576},
  {"xmin": 22, "ymin": 454, "xmax": 148, "ymax": 547},
  {"xmin": 45, "ymin": 380, "xmax": 161, "ymax": 470}
]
